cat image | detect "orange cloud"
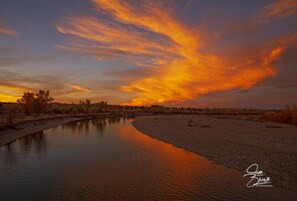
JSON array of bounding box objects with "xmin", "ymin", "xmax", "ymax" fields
[
  {"xmin": 57, "ymin": 0, "xmax": 294, "ymax": 105},
  {"xmin": 0, "ymin": 84, "xmax": 29, "ymax": 102},
  {"xmin": 56, "ymin": 14, "xmax": 177, "ymax": 60},
  {"xmin": 0, "ymin": 20, "xmax": 17, "ymax": 36},
  {"xmin": 263, "ymin": 0, "xmax": 297, "ymax": 20},
  {"xmin": 67, "ymin": 84, "xmax": 91, "ymax": 93},
  {"xmin": 0, "ymin": 93, "xmax": 18, "ymax": 102}
]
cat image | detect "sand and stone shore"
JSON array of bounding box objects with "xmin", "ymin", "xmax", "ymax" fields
[{"xmin": 132, "ymin": 115, "xmax": 297, "ymax": 191}]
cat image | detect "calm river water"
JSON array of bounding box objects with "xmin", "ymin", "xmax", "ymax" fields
[{"xmin": 0, "ymin": 117, "xmax": 296, "ymax": 201}]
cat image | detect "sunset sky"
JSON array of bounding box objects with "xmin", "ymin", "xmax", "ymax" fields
[{"xmin": 0, "ymin": 0, "xmax": 296, "ymax": 108}]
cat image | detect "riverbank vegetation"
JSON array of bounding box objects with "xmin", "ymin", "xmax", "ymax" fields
[{"xmin": 0, "ymin": 90, "xmax": 296, "ymax": 130}]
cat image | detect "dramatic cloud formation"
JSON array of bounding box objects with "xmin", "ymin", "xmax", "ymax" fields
[
  {"xmin": 57, "ymin": 0, "xmax": 295, "ymax": 105},
  {"xmin": 1, "ymin": 0, "xmax": 295, "ymax": 107}
]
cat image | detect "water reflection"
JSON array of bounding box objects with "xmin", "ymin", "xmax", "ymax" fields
[
  {"xmin": 108, "ymin": 116, "xmax": 121, "ymax": 125},
  {"xmin": 2, "ymin": 131, "xmax": 47, "ymax": 164},
  {"xmin": 20, "ymin": 131, "xmax": 47, "ymax": 155},
  {"xmin": 61, "ymin": 120, "xmax": 91, "ymax": 134},
  {"xmin": 60, "ymin": 117, "xmax": 132, "ymax": 138},
  {"xmin": 91, "ymin": 119, "xmax": 107, "ymax": 136},
  {"xmin": 2, "ymin": 117, "xmax": 134, "ymax": 165},
  {"xmin": 2, "ymin": 143, "xmax": 17, "ymax": 164}
]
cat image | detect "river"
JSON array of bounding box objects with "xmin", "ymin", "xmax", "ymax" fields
[{"xmin": 0, "ymin": 117, "xmax": 296, "ymax": 200}]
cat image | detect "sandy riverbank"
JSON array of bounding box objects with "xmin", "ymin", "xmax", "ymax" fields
[
  {"xmin": 132, "ymin": 115, "xmax": 297, "ymax": 191},
  {"xmin": 0, "ymin": 117, "xmax": 83, "ymax": 146}
]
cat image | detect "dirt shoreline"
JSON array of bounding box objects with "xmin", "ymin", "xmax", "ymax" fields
[
  {"xmin": 132, "ymin": 115, "xmax": 297, "ymax": 191},
  {"xmin": 0, "ymin": 117, "xmax": 83, "ymax": 146},
  {"xmin": 0, "ymin": 113, "xmax": 129, "ymax": 146}
]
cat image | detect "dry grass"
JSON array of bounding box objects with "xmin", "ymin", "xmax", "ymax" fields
[{"xmin": 265, "ymin": 105, "xmax": 297, "ymax": 125}]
